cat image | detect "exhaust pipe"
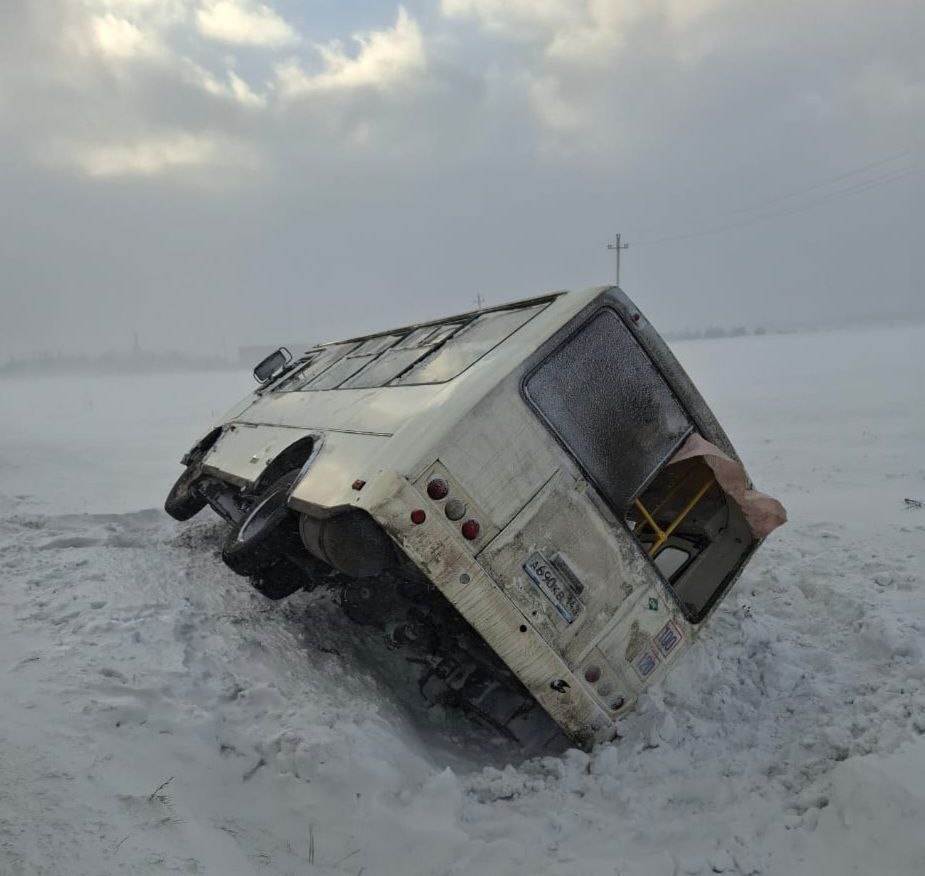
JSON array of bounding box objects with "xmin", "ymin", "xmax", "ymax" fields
[{"xmin": 299, "ymin": 509, "xmax": 400, "ymax": 578}]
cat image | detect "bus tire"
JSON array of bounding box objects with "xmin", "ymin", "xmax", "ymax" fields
[
  {"xmin": 164, "ymin": 464, "xmax": 208, "ymax": 521},
  {"xmin": 222, "ymin": 470, "xmax": 303, "ymax": 576},
  {"xmin": 250, "ymin": 560, "xmax": 306, "ymax": 600}
]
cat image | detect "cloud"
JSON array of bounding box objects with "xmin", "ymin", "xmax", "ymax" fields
[
  {"xmin": 441, "ymin": 0, "xmax": 729, "ymax": 61},
  {"xmin": 5, "ymin": 1, "xmax": 433, "ymax": 184},
  {"xmin": 225, "ymin": 70, "xmax": 266, "ymax": 107},
  {"xmin": 440, "ymin": 0, "xmax": 575, "ymax": 37},
  {"xmin": 276, "ymin": 7, "xmax": 424, "ymax": 96},
  {"xmin": 68, "ymin": 1, "xmax": 188, "ymax": 64},
  {"xmin": 196, "ymin": 0, "xmax": 298, "ymax": 48},
  {"xmin": 528, "ymin": 73, "xmax": 583, "ymax": 131},
  {"xmin": 185, "ymin": 60, "xmax": 267, "ymax": 107},
  {"xmin": 90, "ymin": 12, "xmax": 167, "ymax": 59},
  {"xmin": 58, "ymin": 131, "xmax": 256, "ymax": 177},
  {"xmin": 0, "ymin": 0, "xmax": 921, "ymax": 363}
]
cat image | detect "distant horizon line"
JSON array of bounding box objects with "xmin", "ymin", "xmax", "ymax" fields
[{"xmin": 2, "ymin": 314, "xmax": 921, "ymax": 378}]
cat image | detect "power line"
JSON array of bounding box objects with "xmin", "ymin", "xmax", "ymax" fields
[
  {"xmin": 717, "ymin": 150, "xmax": 911, "ymax": 220},
  {"xmin": 634, "ymin": 160, "xmax": 917, "ymax": 246},
  {"xmin": 629, "ymin": 149, "xmax": 911, "ymax": 241}
]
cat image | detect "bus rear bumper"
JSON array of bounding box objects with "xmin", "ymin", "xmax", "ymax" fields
[{"xmin": 358, "ymin": 469, "xmax": 616, "ymax": 750}]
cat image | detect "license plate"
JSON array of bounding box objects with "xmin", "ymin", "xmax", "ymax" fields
[{"xmin": 523, "ymin": 552, "xmax": 583, "ymax": 624}]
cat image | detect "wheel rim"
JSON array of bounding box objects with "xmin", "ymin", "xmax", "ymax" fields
[{"xmin": 238, "ymin": 487, "xmax": 286, "ymax": 543}]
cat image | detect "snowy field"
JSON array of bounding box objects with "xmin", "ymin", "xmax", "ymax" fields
[{"xmin": 1, "ymin": 324, "xmax": 923, "ymax": 875}]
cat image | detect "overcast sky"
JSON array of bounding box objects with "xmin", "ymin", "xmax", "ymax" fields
[{"xmin": 1, "ymin": 0, "xmax": 922, "ymax": 357}]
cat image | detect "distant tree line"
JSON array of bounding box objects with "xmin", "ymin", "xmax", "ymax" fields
[
  {"xmin": 663, "ymin": 311, "xmax": 923, "ymax": 342},
  {"xmin": 663, "ymin": 324, "xmax": 783, "ymax": 342}
]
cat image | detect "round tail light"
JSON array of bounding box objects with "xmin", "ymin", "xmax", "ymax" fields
[
  {"xmin": 461, "ymin": 519, "xmax": 480, "ymax": 540},
  {"xmin": 410, "ymin": 509, "xmax": 426, "ymax": 525},
  {"xmin": 426, "ymin": 478, "xmax": 448, "ymax": 500},
  {"xmin": 584, "ymin": 665, "xmax": 602, "ymax": 684},
  {"xmin": 444, "ymin": 498, "xmax": 466, "ymax": 521}
]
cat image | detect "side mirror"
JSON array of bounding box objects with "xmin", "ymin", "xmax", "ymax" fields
[{"xmin": 253, "ymin": 347, "xmax": 292, "ymax": 383}]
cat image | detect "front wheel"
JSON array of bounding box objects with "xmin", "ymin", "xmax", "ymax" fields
[
  {"xmin": 221, "ymin": 470, "xmax": 304, "ymax": 576},
  {"xmin": 164, "ymin": 464, "xmax": 208, "ymax": 521}
]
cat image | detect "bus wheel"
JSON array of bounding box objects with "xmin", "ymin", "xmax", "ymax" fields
[
  {"xmin": 250, "ymin": 560, "xmax": 306, "ymax": 600},
  {"xmin": 164, "ymin": 464, "xmax": 208, "ymax": 521},
  {"xmin": 222, "ymin": 470, "xmax": 303, "ymax": 576}
]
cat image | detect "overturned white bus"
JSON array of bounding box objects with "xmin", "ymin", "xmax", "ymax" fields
[{"xmin": 166, "ymin": 286, "xmax": 785, "ymax": 749}]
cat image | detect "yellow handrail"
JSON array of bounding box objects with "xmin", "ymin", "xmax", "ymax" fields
[
  {"xmin": 634, "ymin": 476, "xmax": 715, "ymax": 557},
  {"xmin": 633, "ymin": 468, "xmax": 697, "ymax": 538}
]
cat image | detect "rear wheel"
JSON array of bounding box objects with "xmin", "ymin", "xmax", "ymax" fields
[
  {"xmin": 164, "ymin": 464, "xmax": 208, "ymax": 521},
  {"xmin": 250, "ymin": 559, "xmax": 306, "ymax": 600},
  {"xmin": 222, "ymin": 469, "xmax": 303, "ymax": 576}
]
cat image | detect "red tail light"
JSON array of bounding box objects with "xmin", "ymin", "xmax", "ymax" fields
[
  {"xmin": 584, "ymin": 665, "xmax": 602, "ymax": 684},
  {"xmin": 426, "ymin": 478, "xmax": 448, "ymax": 500},
  {"xmin": 461, "ymin": 519, "xmax": 480, "ymax": 540},
  {"xmin": 410, "ymin": 509, "xmax": 426, "ymax": 525}
]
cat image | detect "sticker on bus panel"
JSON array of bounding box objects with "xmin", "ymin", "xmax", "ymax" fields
[
  {"xmin": 632, "ymin": 646, "xmax": 660, "ymax": 680},
  {"xmin": 523, "ymin": 551, "xmax": 583, "ymax": 624},
  {"xmin": 654, "ymin": 620, "xmax": 683, "ymax": 657}
]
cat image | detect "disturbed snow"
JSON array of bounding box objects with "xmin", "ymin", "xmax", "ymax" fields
[{"xmin": 0, "ymin": 325, "xmax": 923, "ymax": 875}]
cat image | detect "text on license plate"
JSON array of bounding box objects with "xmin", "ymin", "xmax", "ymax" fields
[{"xmin": 523, "ymin": 552, "xmax": 583, "ymax": 624}]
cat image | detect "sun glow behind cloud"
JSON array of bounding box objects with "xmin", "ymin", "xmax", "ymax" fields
[
  {"xmin": 59, "ymin": 131, "xmax": 256, "ymax": 177},
  {"xmin": 91, "ymin": 12, "xmax": 166, "ymax": 59},
  {"xmin": 275, "ymin": 7, "xmax": 425, "ymax": 97},
  {"xmin": 195, "ymin": 0, "xmax": 298, "ymax": 47},
  {"xmin": 33, "ymin": 0, "xmax": 922, "ymax": 183},
  {"xmin": 43, "ymin": 1, "xmax": 434, "ymax": 179}
]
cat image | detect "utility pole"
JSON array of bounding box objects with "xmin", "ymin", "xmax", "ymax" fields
[
  {"xmin": 606, "ymin": 233, "xmax": 629, "ymax": 286},
  {"xmin": 473, "ymin": 293, "xmax": 485, "ymax": 310}
]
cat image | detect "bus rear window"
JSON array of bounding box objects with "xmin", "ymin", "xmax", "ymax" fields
[{"xmin": 523, "ymin": 308, "xmax": 692, "ymax": 514}]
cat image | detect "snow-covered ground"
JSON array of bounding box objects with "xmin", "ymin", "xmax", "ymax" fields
[{"xmin": 1, "ymin": 325, "xmax": 923, "ymax": 875}]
